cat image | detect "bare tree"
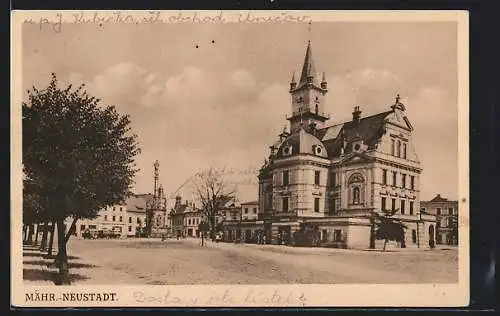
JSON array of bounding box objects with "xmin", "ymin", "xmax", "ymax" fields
[{"xmin": 192, "ymin": 168, "xmax": 236, "ymax": 240}]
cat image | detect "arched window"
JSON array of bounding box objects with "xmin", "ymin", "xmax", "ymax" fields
[{"xmin": 315, "ymin": 104, "xmax": 319, "ymax": 114}]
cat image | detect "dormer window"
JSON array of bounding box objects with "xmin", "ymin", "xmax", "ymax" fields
[
  {"xmin": 354, "ymin": 143, "xmax": 361, "ymax": 151},
  {"xmin": 282, "ymin": 145, "xmax": 292, "ymax": 156},
  {"xmin": 313, "ymin": 145, "xmax": 323, "ymax": 155}
]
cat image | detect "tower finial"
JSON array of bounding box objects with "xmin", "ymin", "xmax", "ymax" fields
[
  {"xmin": 391, "ymin": 93, "xmax": 406, "ymax": 111},
  {"xmin": 321, "ymin": 71, "xmax": 327, "ymax": 89},
  {"xmin": 308, "ymin": 20, "xmax": 312, "ymax": 41}
]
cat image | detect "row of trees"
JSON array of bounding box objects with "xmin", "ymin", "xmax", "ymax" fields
[{"xmin": 22, "ymin": 73, "xmax": 141, "ymax": 284}]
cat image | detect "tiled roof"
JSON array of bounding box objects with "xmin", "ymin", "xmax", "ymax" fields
[
  {"xmin": 275, "ymin": 128, "xmax": 328, "ymax": 159},
  {"xmin": 171, "ymin": 203, "xmax": 198, "ymax": 215},
  {"xmin": 241, "ymin": 201, "xmax": 258, "ymax": 205},
  {"xmin": 124, "ymin": 194, "xmax": 152, "ymax": 213},
  {"xmin": 318, "ymin": 110, "xmax": 392, "ymax": 158},
  {"xmin": 429, "ymin": 194, "xmax": 449, "ymax": 202}
]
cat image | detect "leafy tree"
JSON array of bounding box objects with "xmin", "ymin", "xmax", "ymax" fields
[
  {"xmin": 373, "ymin": 208, "xmax": 407, "ymax": 251},
  {"xmin": 22, "ymin": 73, "xmax": 140, "ymax": 284},
  {"xmin": 192, "ymin": 168, "xmax": 236, "ymax": 240}
]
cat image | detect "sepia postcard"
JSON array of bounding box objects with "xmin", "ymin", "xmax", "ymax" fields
[{"xmin": 11, "ymin": 10, "xmax": 469, "ymax": 308}]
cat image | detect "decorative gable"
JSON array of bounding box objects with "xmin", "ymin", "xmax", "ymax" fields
[
  {"xmin": 385, "ymin": 111, "xmax": 413, "ymax": 131},
  {"xmin": 339, "ymin": 152, "xmax": 375, "ymax": 166}
]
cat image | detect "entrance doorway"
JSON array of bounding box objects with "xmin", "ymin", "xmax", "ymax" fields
[
  {"xmin": 278, "ymin": 226, "xmax": 292, "ymax": 245},
  {"xmin": 428, "ymin": 225, "xmax": 435, "ymax": 247}
]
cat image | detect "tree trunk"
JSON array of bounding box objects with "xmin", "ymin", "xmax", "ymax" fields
[
  {"xmin": 47, "ymin": 221, "xmax": 56, "ymax": 256},
  {"xmin": 55, "ymin": 219, "xmax": 70, "ymax": 285},
  {"xmin": 201, "ymin": 231, "xmax": 204, "ymax": 246},
  {"xmin": 210, "ymin": 216, "xmax": 216, "ymax": 241},
  {"xmin": 383, "ymin": 239, "xmax": 388, "ymax": 251},
  {"xmin": 33, "ymin": 223, "xmax": 40, "ymax": 245},
  {"xmin": 40, "ymin": 221, "xmax": 49, "ymax": 251},
  {"xmin": 27, "ymin": 224, "xmax": 34, "ymax": 244},
  {"xmin": 64, "ymin": 218, "xmax": 78, "ymax": 244}
]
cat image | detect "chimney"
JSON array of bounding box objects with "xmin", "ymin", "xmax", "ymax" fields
[
  {"xmin": 308, "ymin": 121, "xmax": 317, "ymax": 133},
  {"xmin": 352, "ymin": 106, "xmax": 362, "ymax": 124}
]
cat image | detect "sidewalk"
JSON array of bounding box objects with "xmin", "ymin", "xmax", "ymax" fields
[{"xmin": 180, "ymin": 237, "xmax": 457, "ymax": 255}]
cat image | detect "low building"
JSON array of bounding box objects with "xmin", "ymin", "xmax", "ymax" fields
[
  {"xmin": 221, "ymin": 203, "xmax": 265, "ymax": 243},
  {"xmin": 241, "ymin": 201, "xmax": 259, "ymax": 221},
  {"xmin": 67, "ymin": 194, "xmax": 151, "ymax": 238},
  {"xmin": 421, "ymin": 194, "xmax": 459, "ymax": 245},
  {"xmin": 67, "ymin": 203, "xmax": 128, "ymax": 238}
]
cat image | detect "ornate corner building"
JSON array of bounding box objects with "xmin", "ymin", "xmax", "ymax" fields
[{"xmin": 255, "ymin": 41, "xmax": 437, "ymax": 249}]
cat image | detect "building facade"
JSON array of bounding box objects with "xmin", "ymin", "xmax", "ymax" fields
[
  {"xmin": 222, "ymin": 203, "xmax": 264, "ymax": 242},
  {"xmin": 169, "ymin": 195, "xmax": 201, "ymax": 238},
  {"xmin": 67, "ymin": 194, "xmax": 150, "ymax": 238},
  {"xmin": 251, "ymin": 40, "xmax": 436, "ymax": 249},
  {"xmin": 241, "ymin": 201, "xmax": 259, "ymax": 221},
  {"xmin": 184, "ymin": 208, "xmax": 203, "ymax": 237},
  {"xmin": 421, "ymin": 194, "xmax": 459, "ymax": 245},
  {"xmin": 124, "ymin": 194, "xmax": 149, "ymax": 237}
]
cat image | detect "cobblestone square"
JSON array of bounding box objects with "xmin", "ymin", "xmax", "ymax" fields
[{"xmin": 23, "ymin": 238, "xmax": 458, "ymax": 285}]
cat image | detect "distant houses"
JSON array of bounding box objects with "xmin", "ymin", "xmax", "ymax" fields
[
  {"xmin": 64, "ymin": 194, "xmax": 150, "ymax": 239},
  {"xmin": 421, "ymin": 194, "xmax": 459, "ymax": 246}
]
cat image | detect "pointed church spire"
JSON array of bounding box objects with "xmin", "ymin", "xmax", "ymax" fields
[{"xmin": 299, "ymin": 40, "xmax": 317, "ymax": 85}]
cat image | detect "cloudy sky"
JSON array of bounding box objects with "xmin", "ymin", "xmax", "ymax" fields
[{"xmin": 21, "ymin": 19, "xmax": 459, "ymax": 204}]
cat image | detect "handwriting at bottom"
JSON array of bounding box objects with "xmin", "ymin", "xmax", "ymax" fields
[{"xmin": 133, "ymin": 288, "xmax": 307, "ymax": 306}]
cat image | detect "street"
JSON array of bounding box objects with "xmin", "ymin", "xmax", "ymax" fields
[{"xmin": 23, "ymin": 238, "xmax": 458, "ymax": 285}]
